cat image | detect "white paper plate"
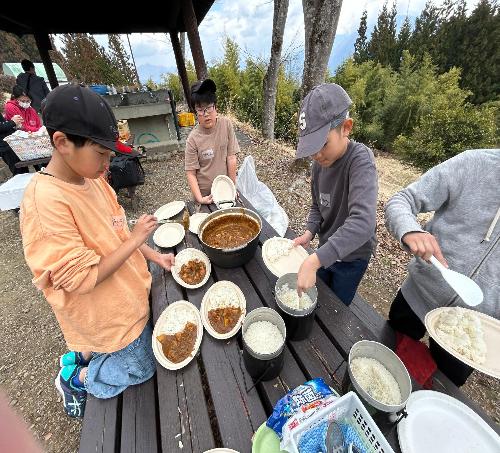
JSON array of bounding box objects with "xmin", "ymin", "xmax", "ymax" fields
[
  {"xmin": 262, "ymin": 237, "xmax": 309, "ymax": 278},
  {"xmin": 204, "ymin": 449, "xmax": 240, "ymax": 453},
  {"xmin": 201, "ymin": 281, "xmax": 247, "ymax": 340},
  {"xmin": 152, "ymin": 300, "xmax": 203, "ymax": 371},
  {"xmin": 425, "ymin": 307, "xmax": 500, "ymax": 379},
  {"xmin": 211, "ymin": 175, "xmax": 236, "ymax": 206},
  {"xmin": 172, "ymin": 248, "xmax": 211, "ymax": 289},
  {"xmin": 154, "ymin": 201, "xmax": 185, "ymax": 220},
  {"xmin": 397, "ymin": 390, "xmax": 500, "ymax": 453},
  {"xmin": 189, "ymin": 213, "xmax": 209, "ymax": 235},
  {"xmin": 153, "ymin": 222, "xmax": 185, "ymax": 248}
]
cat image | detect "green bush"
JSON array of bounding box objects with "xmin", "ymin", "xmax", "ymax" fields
[{"xmin": 394, "ymin": 104, "xmax": 497, "ymax": 168}]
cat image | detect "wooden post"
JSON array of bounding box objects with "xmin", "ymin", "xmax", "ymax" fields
[
  {"xmin": 34, "ymin": 33, "xmax": 58, "ymax": 89},
  {"xmin": 182, "ymin": 0, "xmax": 207, "ymax": 80},
  {"xmin": 170, "ymin": 31, "xmax": 192, "ymax": 111}
]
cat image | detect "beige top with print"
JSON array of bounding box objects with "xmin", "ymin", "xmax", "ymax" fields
[
  {"xmin": 20, "ymin": 174, "xmax": 151, "ymax": 353},
  {"xmin": 184, "ymin": 115, "xmax": 240, "ymax": 196}
]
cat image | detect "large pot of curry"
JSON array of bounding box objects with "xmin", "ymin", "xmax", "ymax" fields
[{"xmin": 198, "ymin": 207, "xmax": 262, "ymax": 268}]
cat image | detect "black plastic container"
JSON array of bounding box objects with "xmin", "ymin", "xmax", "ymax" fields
[
  {"xmin": 242, "ymin": 308, "xmax": 286, "ymax": 382},
  {"xmin": 274, "ymin": 273, "xmax": 318, "ymax": 341}
]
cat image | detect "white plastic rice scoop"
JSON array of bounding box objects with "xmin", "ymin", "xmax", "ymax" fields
[{"xmin": 430, "ymin": 256, "xmax": 483, "ymax": 307}]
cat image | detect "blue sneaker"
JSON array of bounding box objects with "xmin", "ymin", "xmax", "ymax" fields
[
  {"xmin": 55, "ymin": 365, "xmax": 87, "ymax": 418},
  {"xmin": 59, "ymin": 351, "xmax": 91, "ymax": 367}
]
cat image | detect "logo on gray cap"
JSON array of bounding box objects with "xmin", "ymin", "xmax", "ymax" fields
[{"xmin": 296, "ymin": 83, "xmax": 352, "ymax": 159}]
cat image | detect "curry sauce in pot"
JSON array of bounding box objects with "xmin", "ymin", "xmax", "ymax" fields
[{"xmin": 202, "ymin": 214, "xmax": 260, "ymax": 249}]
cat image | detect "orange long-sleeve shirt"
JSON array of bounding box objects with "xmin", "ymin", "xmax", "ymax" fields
[{"xmin": 20, "ymin": 174, "xmax": 151, "ymax": 353}]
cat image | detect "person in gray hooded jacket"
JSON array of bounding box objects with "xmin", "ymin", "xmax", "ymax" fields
[{"xmin": 385, "ymin": 148, "xmax": 499, "ymax": 386}]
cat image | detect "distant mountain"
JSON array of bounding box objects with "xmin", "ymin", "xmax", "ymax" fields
[{"xmin": 137, "ymin": 63, "xmax": 177, "ymax": 83}]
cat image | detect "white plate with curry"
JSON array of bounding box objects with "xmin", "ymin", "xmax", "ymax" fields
[
  {"xmin": 153, "ymin": 300, "xmax": 203, "ymax": 371},
  {"xmin": 172, "ymin": 248, "xmax": 211, "ymax": 289},
  {"xmin": 201, "ymin": 281, "xmax": 247, "ymax": 340}
]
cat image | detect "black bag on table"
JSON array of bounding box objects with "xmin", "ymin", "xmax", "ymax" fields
[{"xmin": 108, "ymin": 155, "xmax": 145, "ymax": 190}]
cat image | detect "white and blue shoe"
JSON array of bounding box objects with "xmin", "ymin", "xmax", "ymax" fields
[{"xmin": 55, "ymin": 365, "xmax": 87, "ymax": 418}]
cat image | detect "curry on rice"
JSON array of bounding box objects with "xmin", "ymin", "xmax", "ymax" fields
[
  {"xmin": 208, "ymin": 306, "xmax": 242, "ymax": 334},
  {"xmin": 157, "ymin": 322, "xmax": 197, "ymax": 363}
]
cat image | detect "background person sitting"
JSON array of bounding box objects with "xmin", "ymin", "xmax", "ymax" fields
[{"xmin": 4, "ymin": 85, "xmax": 42, "ymax": 133}]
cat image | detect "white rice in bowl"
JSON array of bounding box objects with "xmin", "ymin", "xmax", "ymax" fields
[
  {"xmin": 351, "ymin": 357, "xmax": 402, "ymax": 406},
  {"xmin": 244, "ymin": 321, "xmax": 284, "ymax": 355},
  {"xmin": 267, "ymin": 239, "xmax": 293, "ymax": 263},
  {"xmin": 276, "ymin": 283, "xmax": 314, "ymax": 310},
  {"xmin": 162, "ymin": 307, "xmax": 197, "ymax": 335},
  {"xmin": 435, "ymin": 307, "xmax": 487, "ymax": 364},
  {"xmin": 208, "ymin": 284, "xmax": 241, "ymax": 310}
]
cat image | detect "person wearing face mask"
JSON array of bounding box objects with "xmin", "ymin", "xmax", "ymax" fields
[{"xmin": 4, "ymin": 85, "xmax": 42, "ymax": 133}]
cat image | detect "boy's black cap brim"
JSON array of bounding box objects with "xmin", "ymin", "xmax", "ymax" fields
[
  {"xmin": 191, "ymin": 79, "xmax": 217, "ymax": 95},
  {"xmin": 93, "ymin": 137, "xmax": 140, "ymax": 157}
]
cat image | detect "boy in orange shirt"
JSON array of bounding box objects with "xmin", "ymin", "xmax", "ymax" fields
[{"xmin": 20, "ymin": 84, "xmax": 175, "ymax": 418}]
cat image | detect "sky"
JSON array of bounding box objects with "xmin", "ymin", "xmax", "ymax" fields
[{"xmin": 55, "ymin": 0, "xmax": 481, "ymax": 83}]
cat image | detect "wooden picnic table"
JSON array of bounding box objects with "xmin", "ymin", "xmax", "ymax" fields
[{"xmin": 79, "ymin": 196, "xmax": 499, "ymax": 453}]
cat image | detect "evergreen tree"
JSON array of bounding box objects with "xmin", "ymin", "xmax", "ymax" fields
[
  {"xmin": 60, "ymin": 34, "xmax": 127, "ymax": 85},
  {"xmin": 408, "ymin": 1, "xmax": 441, "ymax": 62},
  {"xmin": 0, "ymin": 31, "xmax": 40, "ymax": 66},
  {"xmin": 108, "ymin": 35, "xmax": 137, "ymax": 85},
  {"xmin": 456, "ymin": 0, "xmax": 499, "ymax": 103},
  {"xmin": 367, "ymin": 2, "xmax": 398, "ymax": 68},
  {"xmin": 353, "ymin": 9, "xmax": 369, "ymax": 63},
  {"xmin": 395, "ymin": 17, "xmax": 412, "ymax": 70}
]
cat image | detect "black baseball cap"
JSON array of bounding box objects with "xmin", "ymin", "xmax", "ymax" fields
[
  {"xmin": 191, "ymin": 79, "xmax": 217, "ymax": 96},
  {"xmin": 296, "ymin": 83, "xmax": 352, "ymax": 158},
  {"xmin": 42, "ymin": 84, "xmax": 137, "ymax": 156}
]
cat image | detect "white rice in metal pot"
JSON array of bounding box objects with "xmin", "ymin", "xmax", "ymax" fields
[
  {"xmin": 351, "ymin": 357, "xmax": 402, "ymax": 405},
  {"xmin": 276, "ymin": 283, "xmax": 314, "ymax": 310},
  {"xmin": 244, "ymin": 321, "xmax": 284, "ymax": 355}
]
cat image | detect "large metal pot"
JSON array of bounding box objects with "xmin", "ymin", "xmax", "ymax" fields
[{"xmin": 198, "ymin": 207, "xmax": 262, "ymax": 268}]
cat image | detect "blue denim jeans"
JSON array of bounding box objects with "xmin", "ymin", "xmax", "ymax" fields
[
  {"xmin": 317, "ymin": 259, "xmax": 369, "ymax": 306},
  {"xmin": 85, "ymin": 323, "xmax": 156, "ymax": 399}
]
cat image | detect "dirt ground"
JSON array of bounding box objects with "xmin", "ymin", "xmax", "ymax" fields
[{"xmin": 0, "ymin": 121, "xmax": 498, "ymax": 453}]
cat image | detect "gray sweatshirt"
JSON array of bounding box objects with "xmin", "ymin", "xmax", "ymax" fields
[
  {"xmin": 306, "ymin": 140, "xmax": 378, "ymax": 268},
  {"xmin": 385, "ymin": 149, "xmax": 500, "ymax": 322}
]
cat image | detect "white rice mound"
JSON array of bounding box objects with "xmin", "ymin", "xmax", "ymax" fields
[
  {"xmin": 435, "ymin": 307, "xmax": 487, "ymax": 364},
  {"xmin": 267, "ymin": 239, "xmax": 293, "ymax": 263},
  {"xmin": 162, "ymin": 307, "xmax": 197, "ymax": 335},
  {"xmin": 277, "ymin": 283, "xmax": 314, "ymax": 310},
  {"xmin": 244, "ymin": 321, "xmax": 284, "ymax": 355},
  {"xmin": 208, "ymin": 284, "xmax": 241, "ymax": 310},
  {"xmin": 351, "ymin": 357, "xmax": 402, "ymax": 406}
]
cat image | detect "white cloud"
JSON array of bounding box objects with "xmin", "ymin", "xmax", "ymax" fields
[{"xmin": 53, "ymin": 0, "xmax": 481, "ymax": 82}]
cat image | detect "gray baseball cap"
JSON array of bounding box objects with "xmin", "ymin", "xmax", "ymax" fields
[{"xmin": 296, "ymin": 83, "xmax": 352, "ymax": 158}]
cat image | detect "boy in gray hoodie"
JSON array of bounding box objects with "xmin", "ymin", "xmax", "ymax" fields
[
  {"xmin": 294, "ymin": 84, "xmax": 378, "ymax": 305},
  {"xmin": 385, "ymin": 149, "xmax": 499, "ymax": 386}
]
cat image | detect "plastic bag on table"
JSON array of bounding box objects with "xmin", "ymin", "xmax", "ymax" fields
[{"xmin": 236, "ymin": 155, "xmax": 289, "ymax": 236}]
